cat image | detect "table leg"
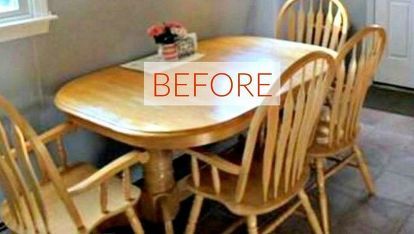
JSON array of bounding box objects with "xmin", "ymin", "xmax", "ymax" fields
[{"xmin": 138, "ymin": 150, "xmax": 180, "ymax": 230}]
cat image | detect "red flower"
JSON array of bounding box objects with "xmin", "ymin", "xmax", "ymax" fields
[
  {"xmin": 147, "ymin": 24, "xmax": 165, "ymax": 37},
  {"xmin": 165, "ymin": 21, "xmax": 183, "ymax": 28}
]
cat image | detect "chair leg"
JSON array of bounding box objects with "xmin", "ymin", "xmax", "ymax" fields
[
  {"xmin": 185, "ymin": 195, "xmax": 204, "ymax": 234},
  {"xmin": 125, "ymin": 207, "xmax": 144, "ymax": 234},
  {"xmin": 160, "ymin": 198, "xmax": 175, "ymax": 234},
  {"xmin": 298, "ymin": 190, "xmax": 323, "ymax": 234},
  {"xmin": 353, "ymin": 145, "xmax": 376, "ymax": 195},
  {"xmin": 164, "ymin": 220, "xmax": 174, "ymax": 234},
  {"xmin": 316, "ymin": 158, "xmax": 330, "ymax": 234},
  {"xmin": 246, "ymin": 215, "xmax": 258, "ymax": 234}
]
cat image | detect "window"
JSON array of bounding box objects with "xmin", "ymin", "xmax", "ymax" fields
[
  {"xmin": 0, "ymin": 0, "xmax": 56, "ymax": 43},
  {"xmin": 0, "ymin": 0, "xmax": 29, "ymax": 23},
  {"xmin": 0, "ymin": 0, "xmax": 20, "ymax": 13}
]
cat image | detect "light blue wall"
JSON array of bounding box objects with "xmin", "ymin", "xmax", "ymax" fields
[
  {"xmin": 341, "ymin": 0, "xmax": 367, "ymax": 32},
  {"xmin": 246, "ymin": 0, "xmax": 282, "ymax": 37}
]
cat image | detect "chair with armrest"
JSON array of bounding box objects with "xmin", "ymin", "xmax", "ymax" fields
[
  {"xmin": 184, "ymin": 51, "xmax": 336, "ymax": 234},
  {"xmin": 276, "ymin": 0, "xmax": 349, "ymax": 51},
  {"xmin": 309, "ymin": 25, "xmax": 387, "ymax": 234},
  {"xmin": 0, "ymin": 94, "xmax": 148, "ymax": 233}
]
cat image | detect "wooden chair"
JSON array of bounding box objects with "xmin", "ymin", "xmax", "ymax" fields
[
  {"xmin": 276, "ymin": 0, "xmax": 349, "ymax": 51},
  {"xmin": 309, "ymin": 25, "xmax": 387, "ymax": 234},
  {"xmin": 0, "ymin": 95, "xmax": 149, "ymax": 233},
  {"xmin": 184, "ymin": 51, "xmax": 336, "ymax": 234}
]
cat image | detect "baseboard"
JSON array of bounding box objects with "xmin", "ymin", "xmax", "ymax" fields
[{"xmin": 372, "ymin": 82, "xmax": 414, "ymax": 94}]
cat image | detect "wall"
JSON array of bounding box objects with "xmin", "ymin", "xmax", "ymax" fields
[
  {"xmin": 341, "ymin": 0, "xmax": 367, "ymax": 32},
  {"xmin": 0, "ymin": 0, "xmax": 252, "ymax": 168},
  {"xmin": 246, "ymin": 0, "xmax": 282, "ymax": 37}
]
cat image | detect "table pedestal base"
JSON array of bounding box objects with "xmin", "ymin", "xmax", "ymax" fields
[{"xmin": 138, "ymin": 150, "xmax": 180, "ymax": 233}]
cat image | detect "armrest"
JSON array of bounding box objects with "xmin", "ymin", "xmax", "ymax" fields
[
  {"xmin": 23, "ymin": 122, "xmax": 77, "ymax": 152},
  {"xmin": 184, "ymin": 149, "xmax": 241, "ymax": 175},
  {"xmin": 9, "ymin": 122, "xmax": 77, "ymax": 158},
  {"xmin": 68, "ymin": 150, "xmax": 149, "ymax": 196},
  {"xmin": 38, "ymin": 122, "xmax": 77, "ymax": 145}
]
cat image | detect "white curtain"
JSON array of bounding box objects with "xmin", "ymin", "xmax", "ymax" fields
[{"xmin": 246, "ymin": 0, "xmax": 282, "ymax": 37}]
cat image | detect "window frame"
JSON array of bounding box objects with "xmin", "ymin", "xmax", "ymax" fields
[{"xmin": 0, "ymin": 0, "xmax": 56, "ymax": 43}]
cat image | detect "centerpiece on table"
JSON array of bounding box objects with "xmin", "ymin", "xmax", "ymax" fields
[{"xmin": 147, "ymin": 21, "xmax": 197, "ymax": 61}]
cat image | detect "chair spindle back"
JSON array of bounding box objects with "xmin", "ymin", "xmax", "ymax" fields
[
  {"xmin": 323, "ymin": 25, "xmax": 387, "ymax": 147},
  {"xmin": 276, "ymin": 0, "xmax": 349, "ymax": 51},
  {"xmin": 235, "ymin": 51, "xmax": 336, "ymax": 203}
]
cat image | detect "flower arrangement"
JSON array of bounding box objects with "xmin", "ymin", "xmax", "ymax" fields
[
  {"xmin": 147, "ymin": 21, "xmax": 188, "ymax": 45},
  {"xmin": 147, "ymin": 21, "xmax": 195, "ymax": 61}
]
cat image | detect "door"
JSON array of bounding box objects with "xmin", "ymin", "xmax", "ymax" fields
[{"xmin": 374, "ymin": 0, "xmax": 414, "ymax": 88}]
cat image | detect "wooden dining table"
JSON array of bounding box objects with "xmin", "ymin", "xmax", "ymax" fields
[{"xmin": 54, "ymin": 36, "xmax": 337, "ymax": 229}]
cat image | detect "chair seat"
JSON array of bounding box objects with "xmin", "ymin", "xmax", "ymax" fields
[
  {"xmin": 186, "ymin": 149, "xmax": 310, "ymax": 216},
  {"xmin": 1, "ymin": 163, "xmax": 141, "ymax": 233},
  {"xmin": 309, "ymin": 140, "xmax": 354, "ymax": 158},
  {"xmin": 310, "ymin": 109, "xmax": 360, "ymax": 158}
]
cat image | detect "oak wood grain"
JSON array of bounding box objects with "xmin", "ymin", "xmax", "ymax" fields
[
  {"xmin": 55, "ymin": 36, "xmax": 337, "ymax": 149},
  {"xmin": 184, "ymin": 51, "xmax": 336, "ymax": 234},
  {"xmin": 54, "ymin": 36, "xmax": 337, "ymax": 230}
]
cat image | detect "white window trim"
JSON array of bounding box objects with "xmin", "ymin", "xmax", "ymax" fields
[{"xmin": 0, "ymin": 0, "xmax": 57, "ymax": 43}]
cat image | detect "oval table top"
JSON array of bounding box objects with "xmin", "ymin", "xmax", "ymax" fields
[{"xmin": 55, "ymin": 36, "xmax": 337, "ymax": 149}]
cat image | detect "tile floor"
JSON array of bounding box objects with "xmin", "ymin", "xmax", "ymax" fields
[
  {"xmin": 195, "ymin": 108, "xmax": 414, "ymax": 234},
  {"xmin": 111, "ymin": 107, "xmax": 414, "ymax": 234}
]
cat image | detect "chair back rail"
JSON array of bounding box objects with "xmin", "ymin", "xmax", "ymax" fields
[
  {"xmin": 325, "ymin": 25, "xmax": 387, "ymax": 147},
  {"xmin": 276, "ymin": 0, "xmax": 349, "ymax": 51}
]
